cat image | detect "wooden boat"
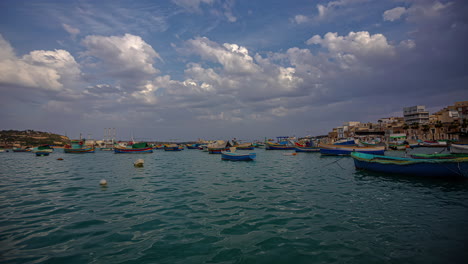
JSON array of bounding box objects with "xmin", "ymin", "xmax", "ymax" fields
[
  {"xmin": 295, "ymin": 146, "xmax": 320, "ymax": 152},
  {"xmin": 420, "ymin": 140, "xmax": 448, "ymax": 148},
  {"xmin": 208, "ymin": 140, "xmax": 231, "ymax": 154},
  {"xmin": 319, "ymin": 144, "xmax": 385, "ymax": 156},
  {"xmin": 221, "ymin": 151, "xmax": 256, "ymax": 161},
  {"xmin": 351, "ymin": 152, "xmax": 468, "ymax": 177},
  {"xmin": 333, "ymin": 139, "xmax": 356, "ymax": 145},
  {"xmin": 164, "ymin": 144, "xmax": 184, "ymax": 151},
  {"xmin": 114, "ymin": 142, "xmax": 153, "ymax": 154},
  {"xmin": 12, "ymin": 147, "xmax": 31, "ymax": 152},
  {"xmin": 64, "ymin": 140, "xmax": 95, "ymax": 153},
  {"xmin": 186, "ymin": 144, "xmax": 199, "ymax": 149},
  {"xmin": 450, "ymin": 144, "xmax": 468, "ymax": 154},
  {"xmin": 235, "ymin": 143, "xmax": 255, "ymax": 150},
  {"xmin": 410, "ymin": 153, "xmax": 468, "ymax": 159},
  {"xmin": 32, "ymin": 145, "xmax": 54, "ymax": 156}
]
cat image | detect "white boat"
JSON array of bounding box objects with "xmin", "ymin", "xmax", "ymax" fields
[{"xmin": 450, "ymin": 144, "xmax": 468, "ymax": 154}]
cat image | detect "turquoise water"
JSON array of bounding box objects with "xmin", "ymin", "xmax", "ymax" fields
[{"xmin": 1, "ymin": 149, "xmax": 467, "ymax": 264}]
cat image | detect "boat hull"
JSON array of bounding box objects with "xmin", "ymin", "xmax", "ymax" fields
[
  {"xmin": 221, "ymin": 152, "xmax": 256, "ymax": 161},
  {"xmin": 208, "ymin": 148, "xmax": 229, "ymax": 154},
  {"xmin": 265, "ymin": 143, "xmax": 294, "ymax": 150},
  {"xmin": 294, "ymin": 147, "xmax": 320, "ymax": 152},
  {"xmin": 319, "ymin": 144, "xmax": 385, "ymax": 156},
  {"xmin": 114, "ymin": 147, "xmax": 153, "ymax": 154},
  {"xmin": 64, "ymin": 146, "xmax": 95, "ymax": 153},
  {"xmin": 164, "ymin": 146, "xmax": 183, "ymax": 151},
  {"xmin": 352, "ymin": 152, "xmax": 468, "ymax": 177},
  {"xmin": 450, "ymin": 144, "xmax": 468, "ymax": 154}
]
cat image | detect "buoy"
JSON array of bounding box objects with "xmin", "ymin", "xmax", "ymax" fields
[
  {"xmin": 57, "ymin": 158, "xmax": 63, "ymax": 160},
  {"xmin": 134, "ymin": 159, "xmax": 144, "ymax": 167},
  {"xmin": 99, "ymin": 179, "xmax": 107, "ymax": 186}
]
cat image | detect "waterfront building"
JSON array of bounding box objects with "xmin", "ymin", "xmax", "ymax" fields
[{"xmin": 403, "ymin": 105, "xmax": 429, "ymax": 124}]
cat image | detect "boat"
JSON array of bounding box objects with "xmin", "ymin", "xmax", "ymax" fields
[
  {"xmin": 420, "ymin": 140, "xmax": 448, "ymax": 148},
  {"xmin": 32, "ymin": 145, "xmax": 54, "ymax": 156},
  {"xmin": 235, "ymin": 143, "xmax": 255, "ymax": 150},
  {"xmin": 12, "ymin": 147, "xmax": 31, "ymax": 152},
  {"xmin": 64, "ymin": 140, "xmax": 95, "ymax": 154},
  {"xmin": 114, "ymin": 142, "xmax": 153, "ymax": 154},
  {"xmin": 388, "ymin": 141, "xmax": 409, "ymax": 150},
  {"xmin": 351, "ymin": 152, "xmax": 468, "ymax": 177},
  {"xmin": 319, "ymin": 144, "xmax": 385, "ymax": 156},
  {"xmin": 265, "ymin": 137, "xmax": 294, "ymax": 150},
  {"xmin": 333, "ymin": 139, "xmax": 356, "ymax": 145},
  {"xmin": 295, "ymin": 146, "xmax": 320, "ymax": 152},
  {"xmin": 450, "ymin": 144, "xmax": 468, "ymax": 154},
  {"xmin": 410, "ymin": 153, "xmax": 468, "ymax": 159},
  {"xmin": 208, "ymin": 140, "xmax": 231, "ymax": 154},
  {"xmin": 164, "ymin": 144, "xmax": 184, "ymax": 151},
  {"xmin": 221, "ymin": 151, "xmax": 256, "ymax": 161},
  {"xmin": 186, "ymin": 144, "xmax": 199, "ymax": 149}
]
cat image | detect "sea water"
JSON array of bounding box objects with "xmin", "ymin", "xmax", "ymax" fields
[{"xmin": 0, "ymin": 149, "xmax": 467, "ymax": 264}]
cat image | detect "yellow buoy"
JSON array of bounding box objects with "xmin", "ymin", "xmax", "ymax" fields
[
  {"xmin": 134, "ymin": 159, "xmax": 144, "ymax": 167},
  {"xmin": 99, "ymin": 179, "xmax": 107, "ymax": 186}
]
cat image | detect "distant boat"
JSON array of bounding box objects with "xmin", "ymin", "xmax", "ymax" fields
[
  {"xmin": 32, "ymin": 145, "xmax": 54, "ymax": 156},
  {"xmin": 64, "ymin": 140, "xmax": 95, "ymax": 154},
  {"xmin": 114, "ymin": 142, "xmax": 153, "ymax": 154},
  {"xmin": 221, "ymin": 151, "xmax": 256, "ymax": 161},
  {"xmin": 351, "ymin": 152, "xmax": 468, "ymax": 178},
  {"xmin": 164, "ymin": 144, "xmax": 184, "ymax": 151},
  {"xmin": 295, "ymin": 146, "xmax": 320, "ymax": 152},
  {"xmin": 420, "ymin": 140, "xmax": 448, "ymax": 148},
  {"xmin": 186, "ymin": 144, "xmax": 199, "ymax": 149},
  {"xmin": 450, "ymin": 144, "xmax": 468, "ymax": 154},
  {"xmin": 208, "ymin": 140, "xmax": 231, "ymax": 154},
  {"xmin": 265, "ymin": 137, "xmax": 294, "ymax": 150},
  {"xmin": 235, "ymin": 143, "xmax": 255, "ymax": 150},
  {"xmin": 12, "ymin": 147, "xmax": 31, "ymax": 152},
  {"xmin": 319, "ymin": 144, "xmax": 385, "ymax": 156}
]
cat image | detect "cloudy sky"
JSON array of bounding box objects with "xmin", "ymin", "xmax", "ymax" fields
[{"xmin": 0, "ymin": 0, "xmax": 467, "ymax": 141}]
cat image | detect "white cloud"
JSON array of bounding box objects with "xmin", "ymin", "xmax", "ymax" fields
[
  {"xmin": 293, "ymin": 15, "xmax": 309, "ymax": 24},
  {"xmin": 62, "ymin": 23, "xmax": 80, "ymax": 39},
  {"xmin": 82, "ymin": 34, "xmax": 161, "ymax": 79},
  {"xmin": 172, "ymin": 0, "xmax": 214, "ymax": 13},
  {"xmin": 315, "ymin": 0, "xmax": 371, "ymax": 20},
  {"xmin": 0, "ymin": 34, "xmax": 81, "ymax": 91},
  {"xmin": 383, "ymin": 7, "xmax": 407, "ymax": 21}
]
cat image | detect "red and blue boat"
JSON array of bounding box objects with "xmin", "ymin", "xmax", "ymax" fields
[
  {"xmin": 265, "ymin": 137, "xmax": 294, "ymax": 150},
  {"xmin": 351, "ymin": 152, "xmax": 468, "ymax": 177},
  {"xmin": 164, "ymin": 144, "xmax": 184, "ymax": 151},
  {"xmin": 114, "ymin": 142, "xmax": 153, "ymax": 154}
]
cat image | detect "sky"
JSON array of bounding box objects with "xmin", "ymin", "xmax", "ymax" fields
[{"xmin": 0, "ymin": 0, "xmax": 467, "ymax": 141}]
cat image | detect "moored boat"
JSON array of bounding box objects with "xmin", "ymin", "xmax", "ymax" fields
[
  {"xmin": 208, "ymin": 140, "xmax": 231, "ymax": 154},
  {"xmin": 450, "ymin": 143, "xmax": 468, "ymax": 154},
  {"xmin": 319, "ymin": 144, "xmax": 385, "ymax": 156},
  {"xmin": 114, "ymin": 142, "xmax": 153, "ymax": 154},
  {"xmin": 420, "ymin": 140, "xmax": 448, "ymax": 148},
  {"xmin": 333, "ymin": 139, "xmax": 356, "ymax": 145},
  {"xmin": 295, "ymin": 146, "xmax": 320, "ymax": 152},
  {"xmin": 235, "ymin": 143, "xmax": 255, "ymax": 150},
  {"xmin": 351, "ymin": 152, "xmax": 468, "ymax": 177},
  {"xmin": 164, "ymin": 144, "xmax": 184, "ymax": 151},
  {"xmin": 410, "ymin": 153, "xmax": 468, "ymax": 159},
  {"xmin": 12, "ymin": 147, "xmax": 31, "ymax": 152},
  {"xmin": 64, "ymin": 140, "xmax": 95, "ymax": 154},
  {"xmin": 265, "ymin": 137, "xmax": 294, "ymax": 150},
  {"xmin": 32, "ymin": 145, "xmax": 54, "ymax": 156},
  {"xmin": 221, "ymin": 151, "xmax": 256, "ymax": 161},
  {"xmin": 186, "ymin": 144, "xmax": 199, "ymax": 149}
]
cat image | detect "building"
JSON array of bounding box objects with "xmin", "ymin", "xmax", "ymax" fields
[{"xmin": 403, "ymin": 105, "xmax": 429, "ymax": 124}]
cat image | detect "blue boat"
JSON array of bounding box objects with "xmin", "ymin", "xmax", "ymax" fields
[
  {"xmin": 164, "ymin": 144, "xmax": 184, "ymax": 151},
  {"xmin": 294, "ymin": 146, "xmax": 320, "ymax": 152},
  {"xmin": 265, "ymin": 137, "xmax": 294, "ymax": 150},
  {"xmin": 333, "ymin": 139, "xmax": 356, "ymax": 145},
  {"xmin": 221, "ymin": 151, "xmax": 256, "ymax": 161},
  {"xmin": 351, "ymin": 152, "xmax": 468, "ymax": 177},
  {"xmin": 319, "ymin": 144, "xmax": 385, "ymax": 156}
]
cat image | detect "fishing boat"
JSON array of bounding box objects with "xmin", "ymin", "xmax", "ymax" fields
[
  {"xmin": 221, "ymin": 151, "xmax": 256, "ymax": 161},
  {"xmin": 450, "ymin": 144, "xmax": 468, "ymax": 154},
  {"xmin": 208, "ymin": 140, "xmax": 231, "ymax": 154},
  {"xmin": 64, "ymin": 140, "xmax": 95, "ymax": 154},
  {"xmin": 265, "ymin": 137, "xmax": 294, "ymax": 150},
  {"xmin": 410, "ymin": 153, "xmax": 468, "ymax": 159},
  {"xmin": 32, "ymin": 145, "xmax": 54, "ymax": 156},
  {"xmin": 420, "ymin": 140, "xmax": 448, "ymax": 148},
  {"xmin": 114, "ymin": 142, "xmax": 153, "ymax": 154},
  {"xmin": 164, "ymin": 144, "xmax": 184, "ymax": 151},
  {"xmin": 294, "ymin": 141, "xmax": 319, "ymax": 152},
  {"xmin": 12, "ymin": 147, "xmax": 31, "ymax": 152},
  {"xmin": 235, "ymin": 143, "xmax": 255, "ymax": 150},
  {"xmin": 388, "ymin": 141, "xmax": 408, "ymax": 150},
  {"xmin": 333, "ymin": 139, "xmax": 356, "ymax": 145},
  {"xmin": 186, "ymin": 144, "xmax": 199, "ymax": 149},
  {"xmin": 319, "ymin": 144, "xmax": 385, "ymax": 156},
  {"xmin": 351, "ymin": 152, "xmax": 468, "ymax": 177}
]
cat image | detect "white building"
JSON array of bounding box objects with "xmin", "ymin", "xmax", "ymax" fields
[{"xmin": 403, "ymin": 105, "xmax": 429, "ymax": 124}]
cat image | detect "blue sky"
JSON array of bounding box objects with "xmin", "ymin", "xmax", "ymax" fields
[{"xmin": 0, "ymin": 0, "xmax": 467, "ymax": 141}]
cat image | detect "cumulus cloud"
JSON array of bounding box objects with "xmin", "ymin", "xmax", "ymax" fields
[
  {"xmin": 82, "ymin": 34, "xmax": 161, "ymax": 80},
  {"xmin": 0, "ymin": 34, "xmax": 81, "ymax": 91},
  {"xmin": 383, "ymin": 7, "xmax": 407, "ymax": 21}
]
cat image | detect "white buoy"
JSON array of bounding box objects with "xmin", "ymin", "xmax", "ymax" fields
[
  {"xmin": 100, "ymin": 179, "xmax": 107, "ymax": 186},
  {"xmin": 134, "ymin": 159, "xmax": 144, "ymax": 167}
]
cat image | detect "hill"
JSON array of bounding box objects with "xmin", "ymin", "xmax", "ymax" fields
[{"xmin": 0, "ymin": 130, "xmax": 70, "ymax": 148}]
